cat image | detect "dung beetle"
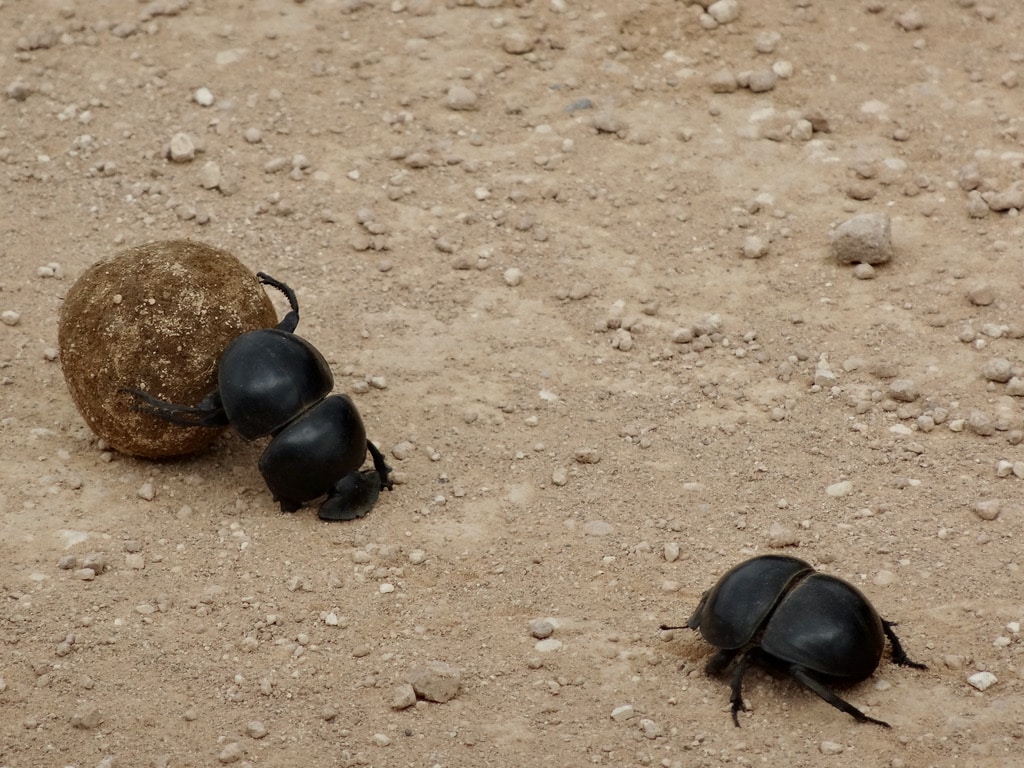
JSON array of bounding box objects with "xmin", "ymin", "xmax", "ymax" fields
[
  {"xmin": 125, "ymin": 272, "xmax": 393, "ymax": 521},
  {"xmin": 662, "ymin": 554, "xmax": 926, "ymax": 727}
]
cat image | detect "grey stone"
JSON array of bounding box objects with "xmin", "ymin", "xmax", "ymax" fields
[{"xmin": 829, "ymin": 213, "xmax": 893, "ymax": 265}]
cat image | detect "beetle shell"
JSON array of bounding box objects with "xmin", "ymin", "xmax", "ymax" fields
[
  {"xmin": 219, "ymin": 329, "xmax": 334, "ymax": 440},
  {"xmin": 761, "ymin": 572, "xmax": 885, "ymax": 682},
  {"xmin": 687, "ymin": 554, "xmax": 813, "ymax": 649},
  {"xmin": 257, "ymin": 394, "xmax": 368, "ymax": 511}
]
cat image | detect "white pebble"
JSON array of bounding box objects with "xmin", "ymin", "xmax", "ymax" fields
[
  {"xmin": 826, "ymin": 480, "xmax": 852, "ymax": 497},
  {"xmin": 535, "ymin": 638, "xmax": 562, "ymax": 652},
  {"xmin": 503, "ymin": 267, "xmax": 523, "ymax": 286},
  {"xmin": 640, "ymin": 718, "xmax": 663, "ymax": 739},
  {"xmin": 138, "ymin": 482, "xmax": 155, "ymax": 501},
  {"xmin": 408, "ymin": 549, "xmax": 427, "ymax": 565},
  {"xmin": 193, "ymin": 86, "xmax": 215, "ymax": 106},
  {"xmin": 1, "ymin": 310, "xmax": 21, "ymax": 326},
  {"xmin": 168, "ymin": 132, "xmax": 196, "ymax": 163},
  {"xmin": 610, "ymin": 704, "xmax": 635, "ymax": 721},
  {"xmin": 819, "ymin": 741, "xmax": 844, "ymax": 755},
  {"xmin": 967, "ymin": 671, "xmax": 997, "ymax": 691},
  {"xmin": 708, "ymin": 0, "xmax": 740, "ymax": 24},
  {"xmin": 446, "ymin": 85, "xmax": 479, "ymax": 111},
  {"xmin": 742, "ymin": 235, "xmax": 768, "ymax": 259}
]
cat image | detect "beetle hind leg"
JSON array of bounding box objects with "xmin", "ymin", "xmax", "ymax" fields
[
  {"xmin": 122, "ymin": 388, "xmax": 228, "ymax": 428},
  {"xmin": 882, "ymin": 620, "xmax": 928, "ymax": 669},
  {"xmin": 788, "ymin": 665, "xmax": 891, "ymax": 728},
  {"xmin": 317, "ymin": 469, "xmax": 382, "ymax": 521},
  {"xmin": 317, "ymin": 442, "xmax": 394, "ymax": 521}
]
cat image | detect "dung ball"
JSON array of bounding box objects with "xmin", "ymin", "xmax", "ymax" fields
[{"xmin": 58, "ymin": 240, "xmax": 278, "ymax": 458}]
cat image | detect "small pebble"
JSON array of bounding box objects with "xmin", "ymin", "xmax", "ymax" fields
[
  {"xmin": 535, "ymin": 638, "xmax": 562, "ymax": 652},
  {"xmin": 889, "ymin": 379, "xmax": 918, "ymax": 402},
  {"xmin": 767, "ymin": 521, "xmax": 800, "ymax": 548},
  {"xmin": 967, "ymin": 410, "xmax": 995, "ymax": 436},
  {"xmin": 529, "ymin": 619, "xmax": 555, "ymax": 639},
  {"xmin": 446, "ymin": 85, "xmax": 479, "ymax": 111},
  {"xmin": 218, "ymin": 742, "xmax": 242, "ymax": 764},
  {"xmin": 407, "ymin": 660, "xmax": 461, "ymax": 703},
  {"xmin": 820, "ymin": 741, "xmax": 845, "ymax": 755},
  {"xmin": 708, "ymin": 0, "xmax": 740, "ymax": 24},
  {"xmin": 70, "ymin": 704, "xmax": 104, "ymax": 729},
  {"xmin": 830, "ymin": 212, "xmax": 893, "ymax": 265},
  {"xmin": 742, "ymin": 235, "xmax": 768, "ymax": 259},
  {"xmin": 193, "ymin": 86, "xmax": 215, "ymax": 106},
  {"xmin": 246, "ymin": 721, "xmax": 268, "ymax": 739},
  {"xmin": 826, "ymin": 480, "xmax": 852, "ymax": 497},
  {"xmin": 640, "ymin": 718, "xmax": 664, "ymax": 739},
  {"xmin": 967, "ymin": 671, "xmax": 997, "ymax": 691},
  {"xmin": 746, "ymin": 70, "xmax": 778, "ymax": 93},
  {"xmin": 967, "ymin": 285, "xmax": 995, "ymax": 306},
  {"xmin": 168, "ymin": 132, "xmax": 196, "ymax": 162},
  {"xmin": 391, "ymin": 683, "xmax": 417, "ymax": 710},
  {"xmin": 408, "ymin": 549, "xmax": 427, "ymax": 565},
  {"xmin": 982, "ymin": 357, "xmax": 1012, "ymax": 383},
  {"xmin": 972, "ymin": 499, "xmax": 1001, "ymax": 521},
  {"xmin": 611, "ymin": 704, "xmax": 635, "ymax": 722},
  {"xmin": 852, "ymin": 263, "xmax": 876, "ymax": 280},
  {"xmin": 1, "ymin": 310, "xmax": 20, "ymax": 326},
  {"xmin": 503, "ymin": 267, "xmax": 523, "ymax": 286}
]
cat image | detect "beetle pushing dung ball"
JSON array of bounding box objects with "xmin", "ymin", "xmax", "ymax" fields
[
  {"xmin": 59, "ymin": 240, "xmax": 279, "ymax": 458},
  {"xmin": 60, "ymin": 240, "xmax": 392, "ymax": 521},
  {"xmin": 662, "ymin": 555, "xmax": 926, "ymax": 728}
]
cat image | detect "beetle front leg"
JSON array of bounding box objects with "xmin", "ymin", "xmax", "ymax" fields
[{"xmin": 728, "ymin": 652, "xmax": 753, "ymax": 727}]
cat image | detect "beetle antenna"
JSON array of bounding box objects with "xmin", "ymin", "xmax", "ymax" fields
[
  {"xmin": 257, "ymin": 272, "xmax": 300, "ymax": 333},
  {"xmin": 659, "ymin": 624, "xmax": 688, "ymax": 631}
]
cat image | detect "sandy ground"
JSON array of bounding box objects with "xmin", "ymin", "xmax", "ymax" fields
[{"xmin": 2, "ymin": 1, "xmax": 1023, "ymax": 766}]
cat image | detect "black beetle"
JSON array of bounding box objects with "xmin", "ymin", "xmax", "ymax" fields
[
  {"xmin": 124, "ymin": 272, "xmax": 393, "ymax": 521},
  {"xmin": 662, "ymin": 554, "xmax": 926, "ymax": 727}
]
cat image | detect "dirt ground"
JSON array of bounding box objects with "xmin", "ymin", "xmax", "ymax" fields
[{"xmin": 2, "ymin": 1, "xmax": 1023, "ymax": 766}]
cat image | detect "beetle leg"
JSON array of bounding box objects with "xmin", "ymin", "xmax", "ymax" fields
[
  {"xmin": 318, "ymin": 470, "xmax": 382, "ymax": 521},
  {"xmin": 728, "ymin": 652, "xmax": 753, "ymax": 727},
  {"xmin": 705, "ymin": 648, "xmax": 739, "ymax": 676},
  {"xmin": 257, "ymin": 272, "xmax": 300, "ymax": 334},
  {"xmin": 882, "ymin": 620, "xmax": 928, "ymax": 669},
  {"xmin": 122, "ymin": 387, "xmax": 229, "ymax": 428},
  {"xmin": 787, "ymin": 665, "xmax": 891, "ymax": 728},
  {"xmin": 367, "ymin": 440, "xmax": 394, "ymax": 491}
]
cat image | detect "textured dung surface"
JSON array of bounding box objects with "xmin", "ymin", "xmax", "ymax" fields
[{"xmin": 58, "ymin": 240, "xmax": 278, "ymax": 457}]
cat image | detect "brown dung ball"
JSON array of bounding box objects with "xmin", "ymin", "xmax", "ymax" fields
[{"xmin": 59, "ymin": 240, "xmax": 279, "ymax": 458}]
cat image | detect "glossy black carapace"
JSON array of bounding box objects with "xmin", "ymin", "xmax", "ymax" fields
[{"xmin": 663, "ymin": 555, "xmax": 926, "ymax": 727}]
